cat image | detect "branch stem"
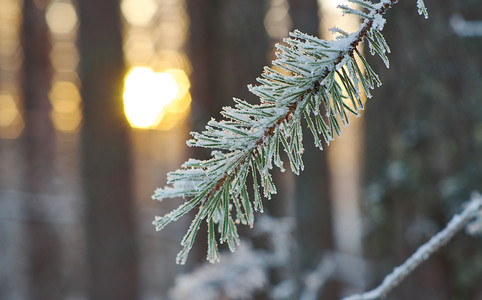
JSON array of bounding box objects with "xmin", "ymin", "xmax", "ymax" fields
[
  {"xmin": 343, "ymin": 194, "xmax": 482, "ymax": 300},
  {"xmin": 204, "ymin": 0, "xmax": 398, "ymax": 201}
]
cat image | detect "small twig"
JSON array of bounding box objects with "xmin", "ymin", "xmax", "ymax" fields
[
  {"xmin": 300, "ymin": 253, "xmax": 337, "ymax": 300},
  {"xmin": 343, "ymin": 193, "xmax": 482, "ymax": 300}
]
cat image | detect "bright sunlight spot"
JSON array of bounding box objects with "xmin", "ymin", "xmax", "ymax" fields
[{"xmin": 123, "ymin": 67, "xmax": 179, "ymax": 129}]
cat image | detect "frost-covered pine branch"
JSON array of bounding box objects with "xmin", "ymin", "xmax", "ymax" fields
[
  {"xmin": 343, "ymin": 193, "xmax": 482, "ymax": 300},
  {"xmin": 153, "ymin": 0, "xmax": 428, "ymax": 264}
]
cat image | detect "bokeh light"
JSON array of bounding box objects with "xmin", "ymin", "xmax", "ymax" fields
[
  {"xmin": 156, "ymin": 68, "xmax": 191, "ymax": 130},
  {"xmin": 0, "ymin": 92, "xmax": 24, "ymax": 139},
  {"xmin": 264, "ymin": 0, "xmax": 292, "ymax": 39},
  {"xmin": 156, "ymin": 88, "xmax": 191, "ymax": 131},
  {"xmin": 0, "ymin": 0, "xmax": 23, "ymax": 139},
  {"xmin": 0, "ymin": 93, "xmax": 19, "ymax": 127},
  {"xmin": 166, "ymin": 68, "xmax": 190, "ymax": 100},
  {"xmin": 121, "ymin": 0, "xmax": 191, "ymax": 131},
  {"xmin": 152, "ymin": 50, "xmax": 192, "ymax": 75},
  {"xmin": 123, "ymin": 67, "xmax": 179, "ymax": 129},
  {"xmin": 49, "ymin": 81, "xmax": 82, "ymax": 132},
  {"xmin": 50, "ymin": 42, "xmax": 79, "ymax": 72},
  {"xmin": 50, "ymin": 109, "xmax": 82, "ymax": 133},
  {"xmin": 46, "ymin": 0, "xmax": 78, "ymax": 35},
  {"xmin": 121, "ymin": 0, "xmax": 158, "ymax": 27},
  {"xmin": 124, "ymin": 30, "xmax": 156, "ymax": 66},
  {"xmin": 46, "ymin": 0, "xmax": 82, "ymax": 134}
]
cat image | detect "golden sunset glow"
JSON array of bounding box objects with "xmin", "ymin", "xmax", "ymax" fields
[
  {"xmin": 49, "ymin": 81, "xmax": 82, "ymax": 132},
  {"xmin": 0, "ymin": 92, "xmax": 24, "ymax": 139},
  {"xmin": 0, "ymin": 93, "xmax": 19, "ymax": 127},
  {"xmin": 123, "ymin": 67, "xmax": 186, "ymax": 129}
]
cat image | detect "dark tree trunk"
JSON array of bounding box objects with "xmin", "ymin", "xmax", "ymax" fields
[
  {"xmin": 364, "ymin": 0, "xmax": 482, "ymax": 299},
  {"xmin": 186, "ymin": 0, "xmax": 270, "ymax": 127},
  {"xmin": 185, "ymin": 0, "xmax": 223, "ymax": 124},
  {"xmin": 20, "ymin": 1, "xmax": 63, "ymax": 299},
  {"xmin": 77, "ymin": 0, "xmax": 139, "ymax": 299},
  {"xmin": 288, "ymin": 1, "xmax": 338, "ymax": 298},
  {"xmin": 287, "ymin": 0, "xmax": 320, "ymax": 35}
]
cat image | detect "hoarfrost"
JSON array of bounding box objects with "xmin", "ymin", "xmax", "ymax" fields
[{"xmin": 152, "ymin": 0, "xmax": 422, "ymax": 264}]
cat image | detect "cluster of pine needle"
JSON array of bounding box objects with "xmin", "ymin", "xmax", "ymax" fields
[{"xmin": 152, "ymin": 0, "xmax": 428, "ymax": 264}]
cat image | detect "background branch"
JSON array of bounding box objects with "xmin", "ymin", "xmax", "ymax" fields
[{"xmin": 344, "ymin": 193, "xmax": 482, "ymax": 300}]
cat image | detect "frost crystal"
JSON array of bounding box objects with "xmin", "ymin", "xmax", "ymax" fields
[{"xmin": 417, "ymin": 0, "xmax": 429, "ymax": 19}]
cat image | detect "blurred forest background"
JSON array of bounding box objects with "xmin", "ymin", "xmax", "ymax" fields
[{"xmin": 0, "ymin": 0, "xmax": 482, "ymax": 299}]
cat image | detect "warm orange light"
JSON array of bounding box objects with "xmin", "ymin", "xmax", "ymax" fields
[
  {"xmin": 264, "ymin": 0, "xmax": 292, "ymax": 39},
  {"xmin": 48, "ymin": 81, "xmax": 82, "ymax": 133},
  {"xmin": 124, "ymin": 31, "xmax": 155, "ymax": 65},
  {"xmin": 157, "ymin": 92, "xmax": 191, "ymax": 131},
  {"xmin": 156, "ymin": 68, "xmax": 191, "ymax": 130},
  {"xmin": 123, "ymin": 67, "xmax": 179, "ymax": 129},
  {"xmin": 49, "ymin": 81, "xmax": 81, "ymax": 111},
  {"xmin": 0, "ymin": 93, "xmax": 18, "ymax": 127},
  {"xmin": 0, "ymin": 93, "xmax": 24, "ymax": 139},
  {"xmin": 50, "ymin": 42, "xmax": 79, "ymax": 72},
  {"xmin": 153, "ymin": 51, "xmax": 192, "ymax": 75},
  {"xmin": 50, "ymin": 109, "xmax": 82, "ymax": 133},
  {"xmin": 165, "ymin": 68, "xmax": 190, "ymax": 99}
]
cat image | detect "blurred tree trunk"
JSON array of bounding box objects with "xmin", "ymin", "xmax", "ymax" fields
[
  {"xmin": 287, "ymin": 0, "xmax": 319, "ymax": 34},
  {"xmin": 185, "ymin": 0, "xmax": 223, "ymax": 125},
  {"xmin": 364, "ymin": 0, "xmax": 482, "ymax": 299},
  {"xmin": 288, "ymin": 1, "xmax": 338, "ymax": 298},
  {"xmin": 186, "ymin": 0, "xmax": 270, "ymax": 263},
  {"xmin": 77, "ymin": 0, "xmax": 139, "ymax": 299},
  {"xmin": 186, "ymin": 0, "xmax": 270, "ymax": 127},
  {"xmin": 20, "ymin": 0, "xmax": 62, "ymax": 299}
]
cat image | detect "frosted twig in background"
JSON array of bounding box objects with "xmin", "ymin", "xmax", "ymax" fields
[
  {"xmin": 300, "ymin": 253, "xmax": 337, "ymax": 300},
  {"xmin": 450, "ymin": 14, "xmax": 482, "ymax": 37},
  {"xmin": 466, "ymin": 193, "xmax": 482, "ymax": 235},
  {"xmin": 169, "ymin": 216, "xmax": 295, "ymax": 300},
  {"xmin": 169, "ymin": 242, "xmax": 267, "ymax": 300},
  {"xmin": 343, "ymin": 193, "xmax": 482, "ymax": 300}
]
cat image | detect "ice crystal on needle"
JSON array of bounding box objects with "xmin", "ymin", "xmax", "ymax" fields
[{"xmin": 153, "ymin": 0, "xmax": 429, "ymax": 264}]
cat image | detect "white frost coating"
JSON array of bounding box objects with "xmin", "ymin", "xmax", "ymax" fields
[
  {"xmin": 152, "ymin": 0, "xmax": 426, "ymax": 264},
  {"xmin": 372, "ymin": 14, "xmax": 386, "ymax": 31},
  {"xmin": 417, "ymin": 0, "xmax": 429, "ymax": 19},
  {"xmin": 343, "ymin": 194, "xmax": 482, "ymax": 300},
  {"xmin": 466, "ymin": 192, "xmax": 482, "ymax": 235}
]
